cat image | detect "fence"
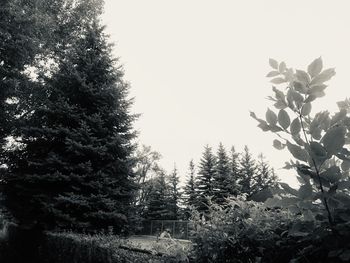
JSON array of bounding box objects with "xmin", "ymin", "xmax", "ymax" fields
[{"xmin": 137, "ymin": 220, "xmax": 190, "ymax": 240}]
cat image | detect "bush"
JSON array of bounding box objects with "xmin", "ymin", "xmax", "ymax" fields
[
  {"xmin": 190, "ymin": 196, "xmax": 350, "ymax": 262},
  {"xmin": 39, "ymin": 231, "xmax": 187, "ymax": 263}
]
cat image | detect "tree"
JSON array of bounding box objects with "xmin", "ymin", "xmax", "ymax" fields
[
  {"xmin": 228, "ymin": 146, "xmax": 241, "ymax": 196},
  {"xmin": 251, "ymin": 57, "xmax": 350, "ymax": 230},
  {"xmin": 3, "ymin": 21, "xmax": 137, "ymax": 233},
  {"xmin": 239, "ymin": 146, "xmax": 257, "ymax": 197},
  {"xmin": 132, "ymin": 145, "xmax": 162, "ymax": 218},
  {"xmin": 145, "ymin": 171, "xmax": 169, "ymax": 220},
  {"xmin": 183, "ymin": 160, "xmax": 197, "ymax": 210},
  {"xmin": 196, "ymin": 145, "xmax": 216, "ymax": 213},
  {"xmin": 254, "ymin": 154, "xmax": 278, "ymax": 193},
  {"xmin": 167, "ymin": 165, "xmax": 181, "ymax": 219},
  {"xmin": 213, "ymin": 143, "xmax": 231, "ymax": 205}
]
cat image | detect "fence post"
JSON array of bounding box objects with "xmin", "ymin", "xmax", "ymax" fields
[{"xmin": 150, "ymin": 220, "xmax": 153, "ymax": 236}]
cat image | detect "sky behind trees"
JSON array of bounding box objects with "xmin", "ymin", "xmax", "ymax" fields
[{"xmin": 102, "ymin": 0, "xmax": 350, "ymax": 187}]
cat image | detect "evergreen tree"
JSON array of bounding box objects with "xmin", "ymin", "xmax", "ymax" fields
[
  {"xmin": 213, "ymin": 143, "xmax": 231, "ymax": 205},
  {"xmin": 4, "ymin": 21, "xmax": 137, "ymax": 233},
  {"xmin": 228, "ymin": 146, "xmax": 241, "ymax": 196},
  {"xmin": 145, "ymin": 171, "xmax": 169, "ymax": 220},
  {"xmin": 196, "ymin": 145, "xmax": 216, "ymax": 213},
  {"xmin": 238, "ymin": 146, "xmax": 257, "ymax": 197},
  {"xmin": 167, "ymin": 165, "xmax": 181, "ymax": 219},
  {"xmin": 183, "ymin": 160, "xmax": 197, "ymax": 208},
  {"xmin": 254, "ymin": 154, "xmax": 278, "ymax": 193},
  {"xmin": 133, "ymin": 145, "xmax": 162, "ymax": 219}
]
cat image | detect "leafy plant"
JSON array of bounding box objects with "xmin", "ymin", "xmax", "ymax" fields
[{"xmin": 251, "ymin": 57, "xmax": 350, "ymax": 228}]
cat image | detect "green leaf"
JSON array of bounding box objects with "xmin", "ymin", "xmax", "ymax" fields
[
  {"xmin": 307, "ymin": 57, "xmax": 323, "ymax": 78},
  {"xmin": 269, "ymin": 58, "xmax": 278, "ymax": 69},
  {"xmin": 320, "ymin": 166, "xmax": 341, "ymax": 183},
  {"xmin": 287, "ymin": 141, "xmax": 308, "ymax": 162},
  {"xmin": 308, "ymin": 84, "xmax": 327, "ymax": 94},
  {"xmin": 330, "ymin": 109, "xmax": 347, "ymax": 126},
  {"xmin": 341, "ymin": 160, "xmax": 350, "ymax": 171},
  {"xmin": 309, "ymin": 142, "xmax": 328, "ymax": 164},
  {"xmin": 272, "ymin": 86, "xmax": 285, "ymax": 101},
  {"xmin": 266, "ymin": 108, "xmax": 277, "ymax": 125},
  {"xmin": 338, "ymin": 180, "xmax": 350, "ymax": 190},
  {"xmin": 295, "ymin": 70, "xmax": 310, "ymax": 84},
  {"xmin": 301, "ymin": 103, "xmax": 312, "ymax": 116},
  {"xmin": 310, "ymin": 68, "xmax": 336, "ymax": 86},
  {"xmin": 304, "ymin": 94, "xmax": 316, "ymax": 103},
  {"xmin": 321, "ymin": 125, "xmax": 347, "ymax": 155},
  {"xmin": 279, "ymin": 61, "xmax": 286, "ymax": 73},
  {"xmin": 266, "ymin": 71, "xmax": 280, "ymax": 77},
  {"xmin": 271, "ymin": 77, "xmax": 286, "ymax": 84},
  {"xmin": 274, "ymin": 100, "xmax": 287, "ymax": 109},
  {"xmin": 291, "ymin": 90, "xmax": 304, "ymax": 109},
  {"xmin": 290, "ymin": 118, "xmax": 301, "ymax": 135},
  {"xmin": 279, "ymin": 182, "xmax": 298, "ymax": 196},
  {"xmin": 273, "ymin": 139, "xmax": 284, "ymax": 150},
  {"xmin": 278, "ymin": 109, "xmax": 291, "ymax": 129},
  {"xmin": 293, "ymin": 81, "xmax": 308, "ymax": 94},
  {"xmin": 298, "ymin": 184, "xmax": 313, "ymax": 199}
]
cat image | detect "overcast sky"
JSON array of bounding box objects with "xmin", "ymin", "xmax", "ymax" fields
[{"xmin": 102, "ymin": 0, "xmax": 350, "ymax": 187}]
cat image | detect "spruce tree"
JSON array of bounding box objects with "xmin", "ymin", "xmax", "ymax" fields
[
  {"xmin": 254, "ymin": 154, "xmax": 278, "ymax": 193},
  {"xmin": 213, "ymin": 143, "xmax": 231, "ymax": 205},
  {"xmin": 167, "ymin": 165, "xmax": 180, "ymax": 219},
  {"xmin": 145, "ymin": 171, "xmax": 169, "ymax": 220},
  {"xmin": 228, "ymin": 146, "xmax": 241, "ymax": 196},
  {"xmin": 4, "ymin": 21, "xmax": 137, "ymax": 232},
  {"xmin": 196, "ymin": 145, "xmax": 216, "ymax": 213},
  {"xmin": 183, "ymin": 160, "xmax": 197, "ymax": 209},
  {"xmin": 238, "ymin": 146, "xmax": 257, "ymax": 197}
]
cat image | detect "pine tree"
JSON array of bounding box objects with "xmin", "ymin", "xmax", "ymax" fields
[
  {"xmin": 145, "ymin": 171, "xmax": 169, "ymax": 220},
  {"xmin": 254, "ymin": 154, "xmax": 278, "ymax": 193},
  {"xmin": 0, "ymin": 0, "xmax": 43, "ymax": 165},
  {"xmin": 167, "ymin": 165, "xmax": 181, "ymax": 219},
  {"xmin": 196, "ymin": 145, "xmax": 216, "ymax": 213},
  {"xmin": 183, "ymin": 160, "xmax": 197, "ymax": 207},
  {"xmin": 239, "ymin": 146, "xmax": 257, "ymax": 197},
  {"xmin": 213, "ymin": 143, "xmax": 231, "ymax": 205},
  {"xmin": 4, "ymin": 21, "xmax": 137, "ymax": 233},
  {"xmin": 228, "ymin": 146, "xmax": 241, "ymax": 196}
]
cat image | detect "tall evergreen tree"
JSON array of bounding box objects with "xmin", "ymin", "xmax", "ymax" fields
[
  {"xmin": 254, "ymin": 154, "xmax": 278, "ymax": 193},
  {"xmin": 196, "ymin": 145, "xmax": 216, "ymax": 213},
  {"xmin": 145, "ymin": 171, "xmax": 169, "ymax": 220},
  {"xmin": 228, "ymin": 146, "xmax": 241, "ymax": 196},
  {"xmin": 213, "ymin": 143, "xmax": 231, "ymax": 205},
  {"xmin": 183, "ymin": 159, "xmax": 197, "ymax": 208},
  {"xmin": 167, "ymin": 165, "xmax": 181, "ymax": 219},
  {"xmin": 4, "ymin": 21, "xmax": 137, "ymax": 232},
  {"xmin": 238, "ymin": 146, "xmax": 257, "ymax": 197}
]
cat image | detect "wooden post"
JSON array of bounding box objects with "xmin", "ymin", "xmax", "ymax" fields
[
  {"xmin": 150, "ymin": 220, "xmax": 153, "ymax": 236},
  {"xmin": 161, "ymin": 221, "xmax": 163, "ymax": 233}
]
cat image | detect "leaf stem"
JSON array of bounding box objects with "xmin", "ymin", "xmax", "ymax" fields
[{"xmin": 298, "ymin": 113, "xmax": 334, "ymax": 227}]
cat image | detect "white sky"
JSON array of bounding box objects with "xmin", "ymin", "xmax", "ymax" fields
[{"xmin": 102, "ymin": 0, "xmax": 350, "ymax": 187}]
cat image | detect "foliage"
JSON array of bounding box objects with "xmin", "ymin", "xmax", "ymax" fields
[
  {"xmin": 195, "ymin": 145, "xmax": 216, "ymax": 213},
  {"xmin": 252, "ymin": 58, "xmax": 350, "ymax": 227},
  {"xmin": 40, "ymin": 231, "xmax": 181, "ymax": 263},
  {"xmin": 238, "ymin": 146, "xmax": 258, "ymax": 197},
  {"xmin": 183, "ymin": 160, "xmax": 197, "ymax": 219},
  {"xmin": 3, "ymin": 17, "xmax": 137, "ymax": 232},
  {"xmin": 190, "ymin": 197, "xmax": 295, "ymax": 262},
  {"xmin": 249, "ymin": 57, "xmax": 350, "ymax": 261},
  {"xmin": 168, "ymin": 165, "xmax": 181, "ymax": 219},
  {"xmin": 212, "ymin": 143, "xmax": 232, "ymax": 205}
]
